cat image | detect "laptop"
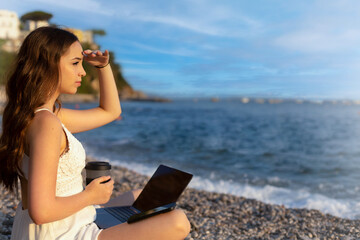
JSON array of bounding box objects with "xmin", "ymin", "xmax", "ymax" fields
[{"xmin": 95, "ymin": 164, "xmax": 193, "ymax": 228}]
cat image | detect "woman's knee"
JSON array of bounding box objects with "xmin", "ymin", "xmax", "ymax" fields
[{"xmin": 168, "ymin": 209, "xmax": 191, "ymax": 238}]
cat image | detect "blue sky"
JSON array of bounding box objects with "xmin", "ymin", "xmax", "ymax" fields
[{"xmin": 3, "ymin": 0, "xmax": 360, "ymax": 99}]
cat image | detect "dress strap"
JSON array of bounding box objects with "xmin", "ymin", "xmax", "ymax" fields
[{"xmin": 34, "ymin": 108, "xmax": 54, "ymax": 114}]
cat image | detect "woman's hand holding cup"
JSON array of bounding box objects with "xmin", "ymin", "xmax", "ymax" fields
[
  {"xmin": 84, "ymin": 161, "xmax": 113, "ymax": 205},
  {"xmin": 85, "ymin": 175, "xmax": 114, "ymax": 205}
]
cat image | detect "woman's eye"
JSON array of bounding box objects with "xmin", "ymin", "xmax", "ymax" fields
[{"xmin": 73, "ymin": 62, "xmax": 79, "ymax": 65}]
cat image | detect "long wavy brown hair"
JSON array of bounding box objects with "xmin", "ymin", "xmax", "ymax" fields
[{"xmin": 0, "ymin": 26, "xmax": 78, "ymax": 193}]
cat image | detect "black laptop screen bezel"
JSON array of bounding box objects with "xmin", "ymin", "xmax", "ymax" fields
[{"xmin": 132, "ymin": 165, "xmax": 193, "ymax": 212}]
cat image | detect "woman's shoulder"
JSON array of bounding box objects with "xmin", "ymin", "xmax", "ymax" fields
[
  {"xmin": 28, "ymin": 110, "xmax": 63, "ymax": 138},
  {"xmin": 34, "ymin": 109, "xmax": 61, "ymax": 125}
]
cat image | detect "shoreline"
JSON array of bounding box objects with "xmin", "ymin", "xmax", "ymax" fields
[{"xmin": 1, "ymin": 162, "xmax": 360, "ymax": 239}]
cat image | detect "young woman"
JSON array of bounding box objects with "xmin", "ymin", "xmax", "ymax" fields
[{"xmin": 0, "ymin": 26, "xmax": 190, "ymax": 240}]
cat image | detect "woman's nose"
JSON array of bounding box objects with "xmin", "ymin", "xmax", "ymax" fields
[{"xmin": 79, "ymin": 66, "xmax": 86, "ymax": 77}]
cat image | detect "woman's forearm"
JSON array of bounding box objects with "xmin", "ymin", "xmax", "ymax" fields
[
  {"xmin": 97, "ymin": 64, "xmax": 121, "ymax": 117},
  {"xmin": 30, "ymin": 177, "xmax": 113, "ymax": 224},
  {"xmin": 29, "ymin": 190, "xmax": 91, "ymax": 224}
]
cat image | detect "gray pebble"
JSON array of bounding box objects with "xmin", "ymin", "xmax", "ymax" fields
[{"xmin": 1, "ymin": 162, "xmax": 360, "ymax": 239}]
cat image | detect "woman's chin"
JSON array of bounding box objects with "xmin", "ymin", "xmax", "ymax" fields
[{"xmin": 61, "ymin": 89, "xmax": 78, "ymax": 95}]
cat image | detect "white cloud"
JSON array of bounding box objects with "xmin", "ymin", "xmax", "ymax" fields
[
  {"xmin": 127, "ymin": 14, "xmax": 222, "ymax": 37},
  {"xmin": 120, "ymin": 59, "xmax": 155, "ymax": 65},
  {"xmin": 129, "ymin": 42, "xmax": 195, "ymax": 57},
  {"xmin": 124, "ymin": 68, "xmax": 174, "ymax": 76},
  {"xmin": 6, "ymin": 0, "xmax": 360, "ymax": 98},
  {"xmin": 110, "ymin": 0, "xmax": 262, "ymax": 38},
  {"xmin": 274, "ymin": 28, "xmax": 360, "ymax": 54},
  {"xmin": 273, "ymin": 0, "xmax": 360, "ymax": 54}
]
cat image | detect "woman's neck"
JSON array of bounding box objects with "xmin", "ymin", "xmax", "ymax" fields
[{"xmin": 41, "ymin": 93, "xmax": 60, "ymax": 112}]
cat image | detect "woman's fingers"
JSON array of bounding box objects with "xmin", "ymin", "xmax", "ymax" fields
[
  {"xmin": 83, "ymin": 49, "xmax": 107, "ymax": 57},
  {"xmin": 83, "ymin": 49, "xmax": 92, "ymax": 55},
  {"xmin": 82, "ymin": 49, "xmax": 109, "ymax": 67},
  {"xmin": 94, "ymin": 175, "xmax": 111, "ymax": 183}
]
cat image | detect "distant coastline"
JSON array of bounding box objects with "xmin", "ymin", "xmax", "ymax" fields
[
  {"xmin": 59, "ymin": 93, "xmax": 172, "ymax": 103},
  {"xmin": 0, "ymin": 86, "xmax": 171, "ymax": 105},
  {"xmin": 3, "ymin": 85, "xmax": 360, "ymax": 106}
]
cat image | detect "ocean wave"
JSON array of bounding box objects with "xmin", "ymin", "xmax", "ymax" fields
[
  {"xmin": 189, "ymin": 176, "xmax": 360, "ymax": 220},
  {"xmin": 87, "ymin": 154, "xmax": 360, "ymax": 220}
]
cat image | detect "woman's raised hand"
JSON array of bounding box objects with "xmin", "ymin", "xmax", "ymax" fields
[
  {"xmin": 84, "ymin": 176, "xmax": 114, "ymax": 205},
  {"xmin": 83, "ymin": 49, "xmax": 110, "ymax": 68}
]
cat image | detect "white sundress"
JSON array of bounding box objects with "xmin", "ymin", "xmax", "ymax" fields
[{"xmin": 11, "ymin": 108, "xmax": 102, "ymax": 240}]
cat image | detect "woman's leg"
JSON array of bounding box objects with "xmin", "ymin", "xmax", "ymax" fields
[{"xmin": 98, "ymin": 209, "xmax": 190, "ymax": 240}]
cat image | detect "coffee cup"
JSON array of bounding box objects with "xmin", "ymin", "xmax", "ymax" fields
[{"xmin": 85, "ymin": 161, "xmax": 111, "ymax": 185}]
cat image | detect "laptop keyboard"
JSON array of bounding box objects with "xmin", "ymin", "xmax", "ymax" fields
[{"xmin": 104, "ymin": 206, "xmax": 139, "ymax": 222}]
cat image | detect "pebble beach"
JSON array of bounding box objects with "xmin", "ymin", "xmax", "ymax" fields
[{"xmin": 1, "ymin": 162, "xmax": 360, "ymax": 240}]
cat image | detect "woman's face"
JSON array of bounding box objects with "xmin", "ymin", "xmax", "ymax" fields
[{"xmin": 58, "ymin": 41, "xmax": 86, "ymax": 94}]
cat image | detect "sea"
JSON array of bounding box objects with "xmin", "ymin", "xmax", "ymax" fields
[{"xmin": 69, "ymin": 99, "xmax": 360, "ymax": 220}]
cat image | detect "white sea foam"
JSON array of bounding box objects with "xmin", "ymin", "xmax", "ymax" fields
[
  {"xmin": 109, "ymin": 139, "xmax": 132, "ymax": 146},
  {"xmin": 87, "ymin": 155, "xmax": 360, "ymax": 219},
  {"xmin": 189, "ymin": 175, "xmax": 360, "ymax": 219},
  {"xmin": 88, "ymin": 155, "xmax": 158, "ymax": 177}
]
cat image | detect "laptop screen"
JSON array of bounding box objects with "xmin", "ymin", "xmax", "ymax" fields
[{"xmin": 132, "ymin": 165, "xmax": 193, "ymax": 212}]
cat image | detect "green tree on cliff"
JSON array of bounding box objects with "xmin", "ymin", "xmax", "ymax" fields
[
  {"xmin": 20, "ymin": 11, "xmax": 53, "ymax": 22},
  {"xmin": 0, "ymin": 40, "xmax": 16, "ymax": 85},
  {"xmin": 78, "ymin": 42, "xmax": 130, "ymax": 94},
  {"xmin": 0, "ymin": 13, "xmax": 132, "ymax": 94},
  {"xmin": 78, "ymin": 30, "xmax": 131, "ymax": 94},
  {"xmin": 91, "ymin": 29, "xmax": 106, "ymax": 36}
]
